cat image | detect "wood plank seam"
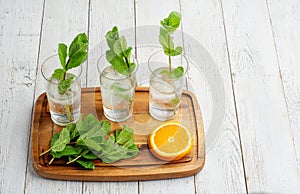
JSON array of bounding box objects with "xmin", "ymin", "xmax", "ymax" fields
[
  {"xmin": 265, "ymin": 0, "xmax": 299, "ymax": 166},
  {"xmin": 23, "ymin": 0, "xmax": 46, "ymax": 193},
  {"xmin": 219, "ymin": 0, "xmax": 249, "ymax": 193}
]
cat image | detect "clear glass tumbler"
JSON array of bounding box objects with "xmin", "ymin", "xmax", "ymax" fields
[
  {"xmin": 97, "ymin": 55, "xmax": 138, "ymax": 122},
  {"xmin": 148, "ymin": 50, "xmax": 189, "ymax": 121},
  {"xmin": 41, "ymin": 55, "xmax": 82, "ymax": 126}
]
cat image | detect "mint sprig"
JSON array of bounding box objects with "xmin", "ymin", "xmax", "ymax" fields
[
  {"xmin": 159, "ymin": 11, "xmax": 184, "ymax": 78},
  {"xmin": 39, "ymin": 114, "xmax": 139, "ymax": 169},
  {"xmin": 105, "ymin": 26, "xmax": 135, "ymax": 76},
  {"xmin": 52, "ymin": 33, "xmax": 88, "ymax": 94}
]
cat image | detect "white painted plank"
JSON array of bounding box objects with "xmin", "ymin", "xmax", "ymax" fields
[
  {"xmin": 267, "ymin": 0, "xmax": 300, "ymax": 170},
  {"xmin": 135, "ymin": 0, "xmax": 184, "ymax": 87},
  {"xmin": 139, "ymin": 177, "xmax": 195, "ymax": 194},
  {"xmin": 0, "ymin": 0, "xmax": 43, "ymax": 193},
  {"xmin": 222, "ymin": 0, "xmax": 300, "ymax": 192},
  {"xmin": 180, "ymin": 0, "xmax": 247, "ymax": 193},
  {"xmin": 87, "ymin": 0, "xmax": 136, "ymax": 88},
  {"xmin": 84, "ymin": 0, "xmax": 138, "ymax": 193},
  {"xmin": 135, "ymin": 1, "xmax": 196, "ymax": 193},
  {"xmin": 34, "ymin": 0, "xmax": 89, "ymax": 98},
  {"xmin": 24, "ymin": 0, "xmax": 89, "ymax": 193}
]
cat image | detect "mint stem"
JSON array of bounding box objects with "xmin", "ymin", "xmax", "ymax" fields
[
  {"xmin": 66, "ymin": 104, "xmax": 73, "ymax": 122},
  {"xmin": 168, "ymin": 34, "xmax": 172, "ymax": 72},
  {"xmin": 125, "ymin": 58, "xmax": 130, "ymax": 69},
  {"xmin": 40, "ymin": 148, "xmax": 51, "ymax": 157},
  {"xmin": 123, "ymin": 54, "xmax": 130, "ymax": 69},
  {"xmin": 48, "ymin": 157, "xmax": 55, "ymax": 166},
  {"xmin": 63, "ymin": 59, "xmax": 70, "ymax": 80},
  {"xmin": 67, "ymin": 154, "xmax": 82, "ymax": 164},
  {"xmin": 63, "ymin": 71, "xmax": 67, "ymax": 80}
]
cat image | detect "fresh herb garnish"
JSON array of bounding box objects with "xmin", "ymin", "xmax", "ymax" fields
[
  {"xmin": 40, "ymin": 114, "xmax": 139, "ymax": 169},
  {"xmin": 159, "ymin": 11, "xmax": 184, "ymax": 78},
  {"xmin": 52, "ymin": 33, "xmax": 88, "ymax": 94},
  {"xmin": 105, "ymin": 26, "xmax": 136, "ymax": 76}
]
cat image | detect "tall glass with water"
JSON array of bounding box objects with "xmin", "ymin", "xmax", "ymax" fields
[
  {"xmin": 98, "ymin": 55, "xmax": 138, "ymax": 122},
  {"xmin": 148, "ymin": 50, "xmax": 189, "ymax": 121},
  {"xmin": 41, "ymin": 55, "xmax": 82, "ymax": 126}
]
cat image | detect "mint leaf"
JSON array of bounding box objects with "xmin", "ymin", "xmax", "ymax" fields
[
  {"xmin": 51, "ymin": 68, "xmax": 65, "ymax": 81},
  {"xmin": 113, "ymin": 36, "xmax": 127, "ymax": 57},
  {"xmin": 106, "ymin": 50, "xmax": 128, "ymax": 75},
  {"xmin": 105, "ymin": 26, "xmax": 136, "ymax": 76},
  {"xmin": 66, "ymin": 123, "xmax": 79, "ymax": 140},
  {"xmin": 129, "ymin": 62, "xmax": 136, "ymax": 73},
  {"xmin": 46, "ymin": 114, "xmax": 140, "ymax": 169},
  {"xmin": 115, "ymin": 94, "xmax": 132, "ymax": 102},
  {"xmin": 110, "ymin": 84, "xmax": 134, "ymax": 101},
  {"xmin": 51, "ymin": 127, "xmax": 70, "ymax": 152},
  {"xmin": 100, "ymin": 149, "xmax": 124, "ymax": 164},
  {"xmin": 107, "ymin": 134, "xmax": 115, "ymax": 146},
  {"xmin": 67, "ymin": 51, "xmax": 87, "ymax": 70},
  {"xmin": 168, "ymin": 11, "xmax": 181, "ymax": 28},
  {"xmin": 105, "ymin": 26, "xmax": 119, "ymax": 50},
  {"xmin": 123, "ymin": 144, "xmax": 139, "ymax": 159},
  {"xmin": 51, "ymin": 146, "xmax": 83, "ymax": 159},
  {"xmin": 99, "ymin": 120, "xmax": 111, "ymax": 134},
  {"xmin": 69, "ymin": 156, "xmax": 95, "ymax": 170},
  {"xmin": 77, "ymin": 138, "xmax": 102, "ymax": 152},
  {"xmin": 58, "ymin": 43, "xmax": 68, "ymax": 69},
  {"xmin": 168, "ymin": 46, "xmax": 182, "ymax": 56},
  {"xmin": 123, "ymin": 47, "xmax": 132, "ymax": 58},
  {"xmin": 76, "ymin": 114, "xmax": 99, "ymax": 134},
  {"xmin": 159, "ymin": 27, "xmax": 169, "ymax": 40},
  {"xmin": 53, "ymin": 33, "xmax": 88, "ymax": 95},
  {"xmin": 69, "ymin": 33, "xmax": 88, "ymax": 59},
  {"xmin": 169, "ymin": 97, "xmax": 180, "ymax": 106},
  {"xmin": 159, "ymin": 34, "xmax": 169, "ymax": 49},
  {"xmin": 123, "ymin": 138, "xmax": 134, "ymax": 149},
  {"xmin": 159, "ymin": 11, "xmax": 184, "ymax": 77},
  {"xmin": 110, "ymin": 84, "xmax": 128, "ymax": 92},
  {"xmin": 79, "ymin": 123, "xmax": 107, "ymax": 140},
  {"xmin": 50, "ymin": 132, "xmax": 60, "ymax": 147},
  {"xmin": 160, "ymin": 11, "xmax": 181, "ymax": 58},
  {"xmin": 82, "ymin": 151, "xmax": 98, "ymax": 160},
  {"xmin": 160, "ymin": 69, "xmax": 171, "ymax": 77},
  {"xmin": 58, "ymin": 75, "xmax": 75, "ymax": 94},
  {"xmin": 116, "ymin": 125, "xmax": 133, "ymax": 145},
  {"xmin": 171, "ymin": 66, "xmax": 184, "ymax": 78},
  {"xmin": 160, "ymin": 11, "xmax": 181, "ymax": 33}
]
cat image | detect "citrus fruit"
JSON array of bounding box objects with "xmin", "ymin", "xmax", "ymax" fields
[{"xmin": 148, "ymin": 122, "xmax": 194, "ymax": 161}]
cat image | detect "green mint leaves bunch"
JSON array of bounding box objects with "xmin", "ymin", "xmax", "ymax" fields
[
  {"xmin": 159, "ymin": 11, "xmax": 184, "ymax": 78},
  {"xmin": 40, "ymin": 114, "xmax": 139, "ymax": 170},
  {"xmin": 52, "ymin": 33, "xmax": 88, "ymax": 94},
  {"xmin": 105, "ymin": 26, "xmax": 136, "ymax": 76}
]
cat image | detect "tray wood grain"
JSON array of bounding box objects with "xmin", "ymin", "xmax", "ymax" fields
[{"xmin": 31, "ymin": 87, "xmax": 205, "ymax": 181}]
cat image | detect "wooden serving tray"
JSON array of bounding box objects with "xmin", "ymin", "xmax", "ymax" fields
[{"xmin": 31, "ymin": 87, "xmax": 205, "ymax": 181}]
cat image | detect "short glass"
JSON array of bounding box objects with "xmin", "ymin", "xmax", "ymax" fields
[
  {"xmin": 97, "ymin": 55, "xmax": 138, "ymax": 122},
  {"xmin": 41, "ymin": 55, "xmax": 82, "ymax": 126},
  {"xmin": 148, "ymin": 50, "xmax": 189, "ymax": 121}
]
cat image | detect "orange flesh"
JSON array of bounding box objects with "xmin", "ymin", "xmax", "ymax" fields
[{"xmin": 153, "ymin": 125, "xmax": 189, "ymax": 153}]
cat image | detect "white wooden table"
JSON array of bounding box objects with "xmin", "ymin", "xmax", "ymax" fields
[{"xmin": 1, "ymin": 0, "xmax": 300, "ymax": 193}]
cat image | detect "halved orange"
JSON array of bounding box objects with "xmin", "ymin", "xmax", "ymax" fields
[{"xmin": 148, "ymin": 122, "xmax": 194, "ymax": 161}]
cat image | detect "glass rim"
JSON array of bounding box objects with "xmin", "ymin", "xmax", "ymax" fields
[
  {"xmin": 41, "ymin": 54, "xmax": 83, "ymax": 85},
  {"xmin": 97, "ymin": 53, "xmax": 139, "ymax": 81},
  {"xmin": 148, "ymin": 49, "xmax": 189, "ymax": 80}
]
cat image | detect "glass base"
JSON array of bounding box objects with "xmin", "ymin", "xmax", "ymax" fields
[
  {"xmin": 50, "ymin": 111, "xmax": 80, "ymax": 126},
  {"xmin": 103, "ymin": 106, "xmax": 132, "ymax": 122},
  {"xmin": 149, "ymin": 103, "xmax": 178, "ymax": 121}
]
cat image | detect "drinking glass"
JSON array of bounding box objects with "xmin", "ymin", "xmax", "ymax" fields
[
  {"xmin": 97, "ymin": 55, "xmax": 138, "ymax": 122},
  {"xmin": 148, "ymin": 50, "xmax": 189, "ymax": 121},
  {"xmin": 41, "ymin": 55, "xmax": 82, "ymax": 126}
]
